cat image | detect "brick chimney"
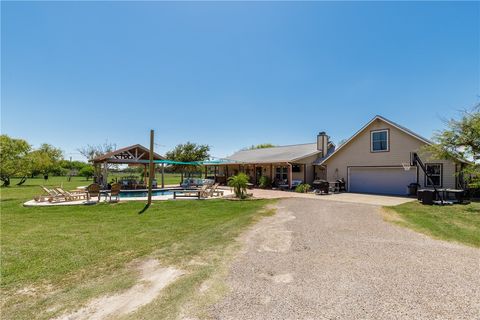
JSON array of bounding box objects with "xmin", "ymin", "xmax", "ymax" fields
[{"xmin": 317, "ymin": 132, "xmax": 329, "ymax": 158}]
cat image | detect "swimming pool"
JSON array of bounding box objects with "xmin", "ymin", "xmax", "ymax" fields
[{"xmin": 119, "ymin": 188, "xmax": 194, "ymax": 198}]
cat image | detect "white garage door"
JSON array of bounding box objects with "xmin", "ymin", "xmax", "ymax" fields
[{"xmin": 349, "ymin": 167, "xmax": 417, "ymax": 195}]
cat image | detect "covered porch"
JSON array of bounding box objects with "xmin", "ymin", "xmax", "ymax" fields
[{"xmin": 204, "ymin": 162, "xmax": 309, "ymax": 189}]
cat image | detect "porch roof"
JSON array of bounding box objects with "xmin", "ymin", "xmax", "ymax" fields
[{"xmin": 220, "ymin": 143, "xmax": 322, "ymax": 164}]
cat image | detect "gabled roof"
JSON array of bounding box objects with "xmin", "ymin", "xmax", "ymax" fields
[
  {"xmin": 92, "ymin": 144, "xmax": 164, "ymax": 163},
  {"xmin": 224, "ymin": 143, "xmax": 323, "ymax": 164},
  {"xmin": 317, "ymin": 115, "xmax": 433, "ymax": 165}
]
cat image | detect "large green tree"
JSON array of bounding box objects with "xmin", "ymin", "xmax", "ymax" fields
[
  {"xmin": 425, "ymin": 105, "xmax": 480, "ymax": 187},
  {"xmin": 165, "ymin": 142, "xmax": 210, "ymax": 178},
  {"xmin": 0, "ymin": 135, "xmax": 31, "ymax": 187},
  {"xmin": 28, "ymin": 144, "xmax": 64, "ymax": 179}
]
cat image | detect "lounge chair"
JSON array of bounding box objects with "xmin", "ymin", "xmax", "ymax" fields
[
  {"xmin": 34, "ymin": 186, "xmax": 60, "ymax": 202},
  {"xmin": 86, "ymin": 183, "xmax": 101, "ymax": 201},
  {"xmin": 173, "ymin": 185, "xmax": 209, "ymax": 199},
  {"xmin": 54, "ymin": 188, "xmax": 87, "ymax": 201},
  {"xmin": 208, "ymin": 183, "xmax": 224, "ymax": 197},
  {"xmin": 109, "ymin": 183, "xmax": 121, "ymax": 202}
]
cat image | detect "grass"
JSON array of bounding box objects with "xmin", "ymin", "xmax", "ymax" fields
[
  {"xmin": 385, "ymin": 201, "xmax": 480, "ymax": 248},
  {"xmin": 1, "ymin": 176, "xmax": 275, "ymax": 319}
]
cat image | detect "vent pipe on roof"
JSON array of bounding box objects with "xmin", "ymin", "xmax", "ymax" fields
[{"xmin": 317, "ymin": 132, "xmax": 329, "ymax": 158}]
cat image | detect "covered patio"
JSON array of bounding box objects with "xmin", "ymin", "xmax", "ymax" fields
[{"xmin": 91, "ymin": 144, "xmax": 165, "ymax": 189}]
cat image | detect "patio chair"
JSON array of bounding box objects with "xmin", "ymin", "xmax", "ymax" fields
[
  {"xmin": 86, "ymin": 183, "xmax": 101, "ymax": 201},
  {"xmin": 109, "ymin": 183, "xmax": 121, "ymax": 202}
]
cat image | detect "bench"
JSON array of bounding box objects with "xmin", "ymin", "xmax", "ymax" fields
[{"xmin": 173, "ymin": 190, "xmax": 201, "ymax": 199}]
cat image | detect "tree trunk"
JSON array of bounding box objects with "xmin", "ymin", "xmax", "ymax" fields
[
  {"xmin": 1, "ymin": 177, "xmax": 10, "ymax": 187},
  {"xmin": 16, "ymin": 176, "xmax": 27, "ymax": 185}
]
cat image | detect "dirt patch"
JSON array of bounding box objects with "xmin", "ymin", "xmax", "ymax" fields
[{"xmin": 55, "ymin": 259, "xmax": 183, "ymax": 320}]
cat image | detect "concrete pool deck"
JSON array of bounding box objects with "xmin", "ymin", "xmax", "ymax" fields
[{"xmin": 23, "ymin": 187, "xmax": 234, "ymax": 207}]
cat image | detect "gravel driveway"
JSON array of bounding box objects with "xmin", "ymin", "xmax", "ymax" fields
[{"xmin": 210, "ymin": 198, "xmax": 480, "ymax": 319}]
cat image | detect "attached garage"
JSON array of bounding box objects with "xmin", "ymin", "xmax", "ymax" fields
[{"xmin": 348, "ymin": 167, "xmax": 417, "ymax": 195}]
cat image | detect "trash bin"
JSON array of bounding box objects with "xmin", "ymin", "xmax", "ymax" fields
[
  {"xmin": 408, "ymin": 183, "xmax": 420, "ymax": 196},
  {"xmin": 421, "ymin": 190, "xmax": 434, "ymax": 205}
]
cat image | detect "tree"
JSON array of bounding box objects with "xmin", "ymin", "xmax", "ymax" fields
[
  {"xmin": 165, "ymin": 142, "xmax": 210, "ymax": 178},
  {"xmin": 79, "ymin": 165, "xmax": 95, "ymax": 180},
  {"xmin": 0, "ymin": 135, "xmax": 31, "ymax": 187},
  {"xmin": 78, "ymin": 142, "xmax": 117, "ymax": 161},
  {"xmin": 228, "ymin": 173, "xmax": 249, "ymax": 199},
  {"xmin": 424, "ymin": 105, "xmax": 480, "ymax": 187},
  {"xmin": 247, "ymin": 143, "xmax": 275, "ymax": 150},
  {"xmin": 27, "ymin": 144, "xmax": 64, "ymax": 183}
]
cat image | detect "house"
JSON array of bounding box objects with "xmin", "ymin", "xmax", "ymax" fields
[
  {"xmin": 206, "ymin": 115, "xmax": 466, "ymax": 195},
  {"xmin": 314, "ymin": 115, "xmax": 467, "ymax": 195}
]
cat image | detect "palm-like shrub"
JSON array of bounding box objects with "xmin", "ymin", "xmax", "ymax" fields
[
  {"xmin": 228, "ymin": 173, "xmax": 249, "ymax": 199},
  {"xmin": 295, "ymin": 183, "xmax": 311, "ymax": 193},
  {"xmin": 258, "ymin": 176, "xmax": 272, "ymax": 189}
]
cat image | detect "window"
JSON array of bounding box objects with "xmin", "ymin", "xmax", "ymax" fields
[
  {"xmin": 275, "ymin": 166, "xmax": 288, "ymax": 181},
  {"xmin": 371, "ymin": 130, "xmax": 389, "ymax": 152},
  {"xmin": 425, "ymin": 164, "xmax": 442, "ymax": 187}
]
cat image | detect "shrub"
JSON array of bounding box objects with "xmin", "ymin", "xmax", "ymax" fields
[
  {"xmin": 79, "ymin": 165, "xmax": 95, "ymax": 180},
  {"xmin": 295, "ymin": 183, "xmax": 311, "ymax": 193},
  {"xmin": 228, "ymin": 173, "xmax": 249, "ymax": 199},
  {"xmin": 258, "ymin": 176, "xmax": 272, "ymax": 189}
]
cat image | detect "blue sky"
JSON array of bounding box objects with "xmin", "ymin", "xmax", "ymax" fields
[{"xmin": 2, "ymin": 1, "xmax": 479, "ymax": 160}]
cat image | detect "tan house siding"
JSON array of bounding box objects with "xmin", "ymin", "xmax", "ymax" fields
[
  {"xmin": 291, "ymin": 153, "xmax": 319, "ymax": 184},
  {"xmin": 323, "ymin": 118, "xmax": 458, "ymax": 189}
]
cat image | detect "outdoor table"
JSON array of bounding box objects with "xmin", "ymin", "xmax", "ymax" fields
[{"xmin": 99, "ymin": 190, "xmax": 110, "ymax": 201}]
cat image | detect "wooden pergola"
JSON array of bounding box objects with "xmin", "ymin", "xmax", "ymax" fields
[{"xmin": 91, "ymin": 144, "xmax": 165, "ymax": 188}]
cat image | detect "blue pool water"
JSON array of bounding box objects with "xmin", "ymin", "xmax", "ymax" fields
[{"xmin": 119, "ymin": 189, "xmax": 193, "ymax": 198}]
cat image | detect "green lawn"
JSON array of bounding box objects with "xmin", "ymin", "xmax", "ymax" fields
[
  {"xmin": 1, "ymin": 176, "xmax": 274, "ymax": 319},
  {"xmin": 386, "ymin": 201, "xmax": 480, "ymax": 248}
]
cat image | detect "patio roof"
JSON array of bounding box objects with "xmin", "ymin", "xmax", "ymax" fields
[{"xmin": 92, "ymin": 144, "xmax": 164, "ymax": 164}]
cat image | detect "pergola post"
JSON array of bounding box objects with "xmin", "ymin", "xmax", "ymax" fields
[
  {"xmin": 161, "ymin": 163, "xmax": 165, "ymax": 188},
  {"xmin": 143, "ymin": 164, "xmax": 148, "ymax": 186}
]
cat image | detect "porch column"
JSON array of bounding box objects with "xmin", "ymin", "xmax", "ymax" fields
[
  {"xmin": 304, "ymin": 164, "xmax": 307, "ymax": 184},
  {"xmin": 288, "ymin": 163, "xmax": 292, "ymax": 189},
  {"xmin": 270, "ymin": 164, "xmax": 273, "ymax": 182},
  {"xmin": 253, "ymin": 164, "xmax": 256, "ymax": 185}
]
